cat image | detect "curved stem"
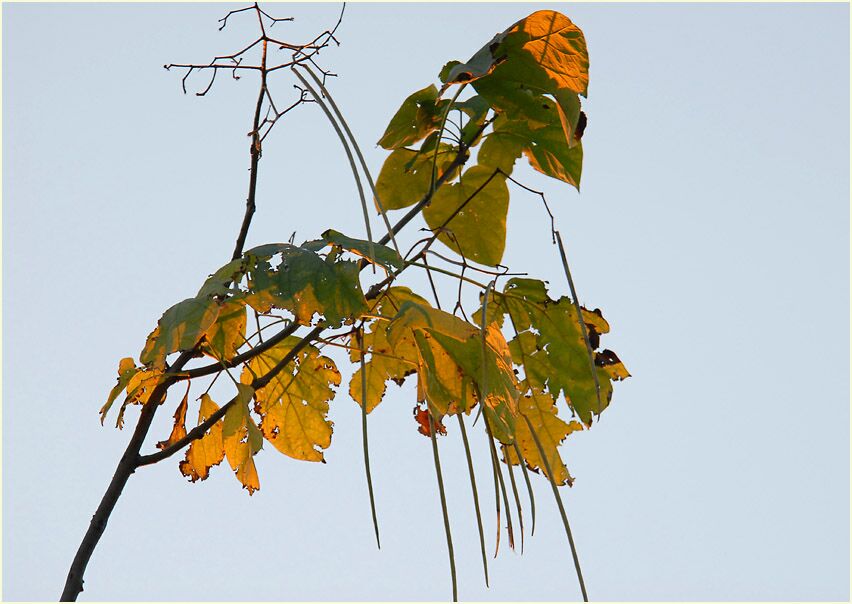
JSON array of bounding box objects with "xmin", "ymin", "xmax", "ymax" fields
[
  {"xmin": 290, "ymin": 67, "xmax": 377, "ymax": 272},
  {"xmin": 356, "ymin": 328, "xmax": 381, "ymax": 549},
  {"xmin": 297, "ymin": 64, "xmax": 401, "ymax": 257}
]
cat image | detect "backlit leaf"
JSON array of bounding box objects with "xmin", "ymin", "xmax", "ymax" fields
[
  {"xmin": 156, "ymin": 391, "xmax": 188, "ymax": 450},
  {"xmin": 378, "ymin": 84, "xmax": 449, "ymax": 149},
  {"xmin": 245, "ymin": 337, "xmax": 340, "ymax": 462},
  {"xmin": 374, "ymin": 146, "xmax": 460, "ymax": 211},
  {"xmin": 504, "ymin": 390, "xmax": 583, "ymax": 486},
  {"xmin": 222, "ymin": 383, "xmax": 262, "ymax": 494},
  {"xmin": 115, "ymin": 367, "xmax": 166, "ymax": 429},
  {"xmin": 242, "ymin": 244, "xmax": 368, "ymax": 327},
  {"xmin": 498, "ymin": 278, "xmax": 626, "ymax": 426},
  {"xmin": 414, "ymin": 404, "xmax": 447, "ymax": 437},
  {"xmin": 203, "ymin": 298, "xmax": 247, "ymax": 362},
  {"xmin": 422, "ymin": 165, "xmax": 509, "ymax": 266},
  {"xmin": 309, "ymin": 229, "xmax": 404, "ymax": 272},
  {"xmin": 179, "ymin": 394, "xmax": 226, "ymax": 482},
  {"xmin": 100, "ymin": 357, "xmax": 139, "ymax": 425},
  {"xmin": 349, "ymin": 287, "xmax": 428, "ymax": 412},
  {"xmin": 140, "ymin": 296, "xmax": 221, "ymax": 369}
]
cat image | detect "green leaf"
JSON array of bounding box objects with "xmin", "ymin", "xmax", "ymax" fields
[
  {"xmin": 140, "ymin": 297, "xmax": 221, "ymax": 369},
  {"xmin": 498, "ymin": 278, "xmax": 624, "ymax": 426},
  {"xmin": 244, "ymin": 337, "xmax": 340, "ymax": 462},
  {"xmin": 314, "ymin": 229, "xmax": 404, "ymax": 272},
  {"xmin": 374, "ymin": 146, "xmax": 460, "ymax": 211},
  {"xmin": 422, "ymin": 165, "xmax": 509, "ymax": 266},
  {"xmin": 197, "ymin": 258, "xmax": 249, "ymax": 298},
  {"xmin": 378, "ymin": 85, "xmax": 449, "ymax": 150},
  {"xmin": 242, "ymin": 244, "xmax": 368, "ymax": 327},
  {"xmin": 203, "ymin": 298, "xmax": 247, "ymax": 362},
  {"xmin": 454, "ymin": 95, "xmax": 491, "ymax": 146},
  {"xmin": 476, "ymin": 90, "xmax": 583, "ymax": 187}
]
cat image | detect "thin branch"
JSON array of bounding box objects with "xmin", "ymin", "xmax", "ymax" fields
[{"xmin": 61, "ymin": 349, "xmax": 195, "ymax": 601}]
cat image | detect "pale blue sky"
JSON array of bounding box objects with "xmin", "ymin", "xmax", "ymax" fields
[{"xmin": 3, "ymin": 2, "xmax": 849, "ymax": 601}]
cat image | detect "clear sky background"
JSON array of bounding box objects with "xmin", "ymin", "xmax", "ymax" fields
[{"xmin": 2, "ymin": 2, "xmax": 849, "ymax": 601}]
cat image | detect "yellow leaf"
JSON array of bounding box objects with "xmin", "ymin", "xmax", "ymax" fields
[
  {"xmin": 505, "ymin": 390, "xmax": 582, "ymax": 486},
  {"xmin": 245, "ymin": 339, "xmax": 339, "ymax": 462},
  {"xmin": 222, "ymin": 384, "xmax": 262, "ymax": 494},
  {"xmin": 179, "ymin": 394, "xmax": 225, "ymax": 482},
  {"xmin": 156, "ymin": 391, "xmax": 188, "ymax": 450}
]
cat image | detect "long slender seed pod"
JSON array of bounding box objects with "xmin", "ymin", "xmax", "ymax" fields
[
  {"xmin": 457, "ymin": 412, "xmax": 489, "ymax": 587},
  {"xmin": 355, "ymin": 328, "xmax": 381, "ymax": 549},
  {"xmin": 523, "ymin": 415, "xmax": 588, "ymax": 602},
  {"xmin": 513, "ymin": 441, "xmax": 537, "ymax": 536},
  {"xmin": 503, "ymin": 444, "xmax": 525, "ymax": 553},
  {"xmin": 429, "ymin": 411, "xmax": 458, "ymax": 602},
  {"xmin": 485, "ymin": 417, "xmax": 515, "ymax": 551},
  {"xmin": 298, "ymin": 64, "xmax": 401, "ymax": 256},
  {"xmin": 291, "ymin": 68, "xmax": 377, "ymax": 273}
]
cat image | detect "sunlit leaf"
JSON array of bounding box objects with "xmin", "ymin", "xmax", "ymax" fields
[
  {"xmin": 504, "ymin": 390, "xmax": 583, "ymax": 486},
  {"xmin": 156, "ymin": 391, "xmax": 188, "ymax": 450},
  {"xmin": 179, "ymin": 394, "xmax": 225, "ymax": 482},
  {"xmin": 306, "ymin": 229, "xmax": 404, "ymax": 272},
  {"xmin": 386, "ymin": 300, "xmax": 519, "ymax": 437},
  {"xmin": 242, "ymin": 244, "xmax": 368, "ymax": 327},
  {"xmin": 140, "ymin": 297, "xmax": 221, "ymax": 369},
  {"xmin": 203, "ymin": 298, "xmax": 247, "ymax": 362},
  {"xmin": 100, "ymin": 357, "xmax": 139, "ymax": 425},
  {"xmin": 349, "ymin": 287, "xmax": 427, "ymax": 412},
  {"xmin": 378, "ymin": 84, "xmax": 449, "ymax": 149},
  {"xmin": 422, "ymin": 165, "xmax": 509, "ymax": 266},
  {"xmin": 374, "ymin": 146, "xmax": 460, "ymax": 211},
  {"xmin": 245, "ymin": 337, "xmax": 340, "ymax": 462},
  {"xmin": 414, "ymin": 404, "xmax": 447, "ymax": 437},
  {"xmin": 115, "ymin": 367, "xmax": 166, "ymax": 429},
  {"xmin": 222, "ymin": 384, "xmax": 262, "ymax": 494},
  {"xmin": 498, "ymin": 278, "xmax": 626, "ymax": 426}
]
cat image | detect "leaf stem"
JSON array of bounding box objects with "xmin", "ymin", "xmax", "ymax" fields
[
  {"xmin": 503, "ymin": 444, "xmax": 525, "ymax": 553},
  {"xmin": 512, "ymin": 441, "xmax": 536, "ymax": 536}
]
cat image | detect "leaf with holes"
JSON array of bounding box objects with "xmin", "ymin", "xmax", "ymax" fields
[
  {"xmin": 222, "ymin": 383, "xmax": 263, "ymax": 494},
  {"xmin": 504, "ymin": 389, "xmax": 583, "ymax": 486},
  {"xmin": 179, "ymin": 394, "xmax": 226, "ymax": 482},
  {"xmin": 242, "ymin": 244, "xmax": 368, "ymax": 327},
  {"xmin": 140, "ymin": 296, "xmax": 221, "ymax": 369},
  {"xmin": 244, "ymin": 337, "xmax": 340, "ymax": 462},
  {"xmin": 378, "ymin": 84, "xmax": 450, "ymax": 149},
  {"xmin": 349, "ymin": 287, "xmax": 428, "ymax": 413}
]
